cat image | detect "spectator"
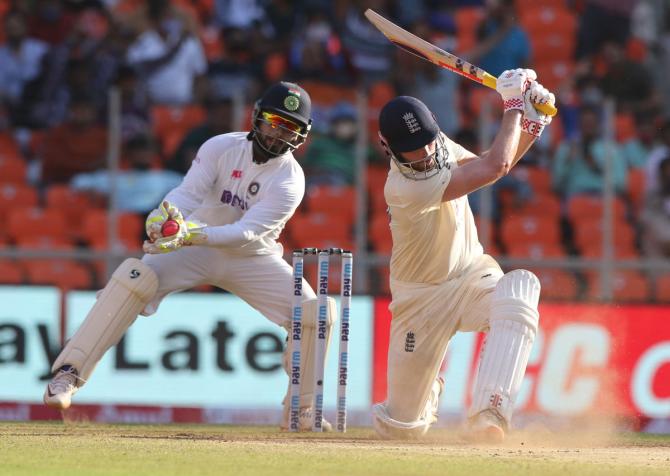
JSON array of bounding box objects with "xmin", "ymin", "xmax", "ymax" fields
[
  {"xmin": 168, "ymin": 96, "xmax": 234, "ymax": 174},
  {"xmin": 597, "ymin": 41, "xmax": 658, "ymax": 115},
  {"xmin": 552, "ymin": 105, "xmax": 628, "ymax": 199},
  {"xmin": 289, "ymin": 9, "xmax": 354, "ymax": 86},
  {"xmin": 301, "ymin": 101, "xmax": 373, "ymax": 187},
  {"xmin": 401, "ymin": 17, "xmax": 460, "ymax": 135},
  {"xmin": 26, "ymin": 0, "xmax": 78, "ymax": 46},
  {"xmin": 645, "ymin": 117, "xmax": 670, "ymax": 194},
  {"xmin": 467, "ymin": 0, "xmax": 531, "ymax": 77},
  {"xmin": 340, "ymin": 0, "xmax": 395, "ymax": 85},
  {"xmin": 115, "ymin": 65, "xmax": 152, "ymax": 145},
  {"xmin": 622, "ymin": 114, "xmax": 658, "ymax": 169},
  {"xmin": 207, "ymin": 27, "xmax": 264, "ymax": 103},
  {"xmin": 0, "ymin": 11, "xmax": 49, "ymax": 109},
  {"xmin": 456, "ymin": 128, "xmax": 533, "ymax": 221},
  {"xmin": 641, "ymin": 155, "xmax": 670, "ymax": 259},
  {"xmin": 126, "ymin": 1, "xmax": 207, "ymax": 105},
  {"xmin": 70, "ymin": 134, "xmax": 182, "ymax": 214},
  {"xmin": 39, "ymin": 95, "xmax": 108, "ymax": 185},
  {"xmin": 575, "ymin": 0, "xmax": 635, "ymax": 60}
]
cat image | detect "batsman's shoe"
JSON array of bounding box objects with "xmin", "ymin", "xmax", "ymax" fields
[
  {"xmin": 427, "ymin": 376, "xmax": 446, "ymax": 424},
  {"xmin": 465, "ymin": 409, "xmax": 506, "ymax": 444},
  {"xmin": 281, "ymin": 407, "xmax": 333, "ymax": 432},
  {"xmin": 43, "ymin": 365, "xmax": 81, "ymax": 410}
]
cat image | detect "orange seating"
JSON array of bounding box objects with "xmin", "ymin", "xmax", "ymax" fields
[
  {"xmin": 615, "ymin": 113, "xmax": 637, "ymax": 143},
  {"xmin": 151, "ymin": 105, "xmax": 206, "ymax": 157},
  {"xmin": 298, "ymin": 80, "xmax": 357, "ymax": 107},
  {"xmin": 512, "ymin": 192, "xmax": 561, "ymax": 217},
  {"xmin": 8, "ymin": 208, "xmax": 68, "ymax": 242},
  {"xmin": 0, "ymin": 260, "xmax": 24, "ymax": 284},
  {"xmin": 375, "ymin": 264, "xmax": 391, "ymax": 296},
  {"xmin": 507, "ymin": 242, "xmax": 566, "ymax": 259},
  {"xmin": 474, "ymin": 216, "xmax": 497, "ymax": 249},
  {"xmin": 0, "ymin": 157, "xmax": 27, "ymax": 185},
  {"xmin": 520, "ymin": 6, "xmax": 577, "ymax": 38},
  {"xmin": 45, "ymin": 184, "xmax": 97, "ymax": 234},
  {"xmin": 567, "ymin": 195, "xmax": 627, "ymax": 222},
  {"xmin": 288, "ymin": 212, "xmax": 352, "ymax": 248},
  {"xmin": 16, "ymin": 235, "xmax": 76, "ymax": 251},
  {"xmin": 306, "ymin": 185, "xmax": 357, "ymax": 223},
  {"xmin": 586, "ymin": 271, "xmax": 651, "ymax": 302},
  {"xmin": 24, "ymin": 260, "xmax": 93, "ymax": 290},
  {"xmin": 199, "ymin": 25, "xmax": 223, "ymax": 61},
  {"xmin": 627, "ymin": 168, "xmax": 646, "ymax": 214},
  {"xmin": 531, "ymin": 268, "xmax": 578, "ymax": 300},
  {"xmin": 500, "ymin": 215, "xmax": 561, "ymax": 247},
  {"xmin": 655, "ymin": 274, "xmax": 670, "ymax": 302},
  {"xmin": 0, "ymin": 184, "xmax": 39, "ymax": 217},
  {"xmin": 572, "ymin": 218, "xmax": 636, "ymax": 253},
  {"xmin": 369, "ymin": 212, "xmax": 392, "ymax": 254},
  {"xmin": 511, "ymin": 166, "xmax": 552, "ymax": 193},
  {"xmin": 454, "ymin": 7, "xmax": 485, "ymax": 53},
  {"xmin": 80, "ymin": 210, "xmax": 144, "ymax": 247},
  {"xmin": 367, "ymin": 81, "xmax": 396, "ymax": 132},
  {"xmin": 533, "ymin": 60, "xmax": 574, "ymax": 92},
  {"xmin": 529, "ymin": 30, "xmax": 575, "ymax": 63}
]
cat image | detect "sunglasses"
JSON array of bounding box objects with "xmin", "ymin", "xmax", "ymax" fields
[{"xmin": 261, "ymin": 111, "xmax": 302, "ymax": 133}]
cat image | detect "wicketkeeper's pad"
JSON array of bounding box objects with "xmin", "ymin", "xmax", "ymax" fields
[{"xmin": 52, "ymin": 258, "xmax": 158, "ymax": 382}]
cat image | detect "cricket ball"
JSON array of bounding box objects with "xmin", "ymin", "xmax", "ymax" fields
[{"xmin": 161, "ymin": 219, "xmax": 180, "ymax": 237}]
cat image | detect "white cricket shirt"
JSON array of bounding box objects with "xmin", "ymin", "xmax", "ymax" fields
[
  {"xmin": 164, "ymin": 132, "xmax": 305, "ymax": 256},
  {"xmin": 385, "ymin": 133, "xmax": 484, "ymax": 284}
]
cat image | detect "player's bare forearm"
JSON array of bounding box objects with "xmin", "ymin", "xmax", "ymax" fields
[{"xmin": 510, "ymin": 131, "xmax": 537, "ymax": 168}]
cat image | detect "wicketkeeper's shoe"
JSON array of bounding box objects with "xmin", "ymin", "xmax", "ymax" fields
[
  {"xmin": 280, "ymin": 407, "xmax": 333, "ymax": 432},
  {"xmin": 43, "ymin": 365, "xmax": 81, "ymax": 410},
  {"xmin": 465, "ymin": 409, "xmax": 506, "ymax": 444}
]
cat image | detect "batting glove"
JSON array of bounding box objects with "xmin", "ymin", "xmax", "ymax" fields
[
  {"xmin": 521, "ymin": 81, "xmax": 555, "ymax": 138},
  {"xmin": 496, "ymin": 68, "xmax": 536, "ymax": 113}
]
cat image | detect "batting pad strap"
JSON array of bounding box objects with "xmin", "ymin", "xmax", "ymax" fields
[
  {"xmin": 372, "ymin": 403, "xmax": 431, "ymax": 440},
  {"xmin": 52, "ymin": 258, "xmax": 159, "ymax": 381}
]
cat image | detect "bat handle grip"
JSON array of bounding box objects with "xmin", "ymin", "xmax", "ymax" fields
[{"xmin": 536, "ymin": 101, "xmax": 558, "ymax": 117}]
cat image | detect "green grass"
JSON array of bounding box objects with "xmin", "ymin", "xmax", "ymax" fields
[{"xmin": 1, "ymin": 422, "xmax": 669, "ymax": 476}]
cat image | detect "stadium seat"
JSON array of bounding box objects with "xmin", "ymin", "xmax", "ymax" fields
[
  {"xmin": 24, "ymin": 260, "xmax": 93, "ymax": 290},
  {"xmin": 151, "ymin": 105, "xmax": 206, "ymax": 157},
  {"xmin": 528, "ymin": 30, "xmax": 575, "ymax": 63},
  {"xmin": 474, "ymin": 216, "xmax": 497, "ymax": 249},
  {"xmin": 567, "ymin": 195, "xmax": 627, "ymax": 222},
  {"xmin": 367, "ymin": 165, "xmax": 389, "ymax": 214},
  {"xmin": 510, "ymin": 192, "xmax": 561, "ymax": 217},
  {"xmin": 0, "ymin": 260, "xmax": 24, "ymax": 285},
  {"xmin": 572, "ymin": 218, "xmax": 636, "ymax": 253},
  {"xmin": 655, "ymin": 274, "xmax": 670, "ymax": 302},
  {"xmin": 511, "ymin": 166, "xmax": 552, "ymax": 194},
  {"xmin": 520, "ymin": 5, "xmax": 577, "ymax": 38},
  {"xmin": 45, "ymin": 184, "xmax": 97, "ymax": 235},
  {"xmin": 0, "ymin": 132, "xmax": 22, "ymax": 161},
  {"xmin": 530, "ymin": 268, "xmax": 578, "ymax": 300},
  {"xmin": 615, "ymin": 113, "xmax": 637, "ymax": 143},
  {"xmin": 454, "ymin": 7, "xmax": 485, "ymax": 53},
  {"xmin": 288, "ymin": 212, "xmax": 353, "ymax": 249},
  {"xmin": 586, "ymin": 270, "xmax": 651, "ymax": 302},
  {"xmin": 8, "ymin": 207, "xmax": 68, "ymax": 243},
  {"xmin": 0, "ymin": 157, "xmax": 27, "ymax": 185},
  {"xmin": 500, "ymin": 214, "xmax": 561, "ymax": 247},
  {"xmin": 80, "ymin": 210, "xmax": 144, "ymax": 247},
  {"xmin": 306, "ymin": 185, "xmax": 357, "ymax": 223},
  {"xmin": 627, "ymin": 168, "xmax": 646, "ymax": 215},
  {"xmin": 0, "ymin": 184, "xmax": 39, "ymax": 218},
  {"xmin": 369, "ymin": 211, "xmax": 392, "ymax": 254},
  {"xmin": 507, "ymin": 242, "xmax": 566, "ymax": 259},
  {"xmin": 531, "ymin": 60, "xmax": 574, "ymax": 92}
]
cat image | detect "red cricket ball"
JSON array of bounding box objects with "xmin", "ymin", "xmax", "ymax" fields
[{"xmin": 161, "ymin": 219, "xmax": 180, "ymax": 237}]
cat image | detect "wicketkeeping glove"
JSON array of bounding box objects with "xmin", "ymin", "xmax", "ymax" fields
[
  {"xmin": 143, "ymin": 201, "xmax": 207, "ymax": 254},
  {"xmin": 521, "ymin": 81, "xmax": 555, "ymax": 138},
  {"xmin": 145, "ymin": 200, "xmax": 184, "ymax": 242},
  {"xmin": 496, "ymin": 68, "xmax": 536, "ymax": 113}
]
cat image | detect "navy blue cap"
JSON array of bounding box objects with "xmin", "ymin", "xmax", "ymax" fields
[{"xmin": 379, "ymin": 96, "xmax": 440, "ymax": 153}]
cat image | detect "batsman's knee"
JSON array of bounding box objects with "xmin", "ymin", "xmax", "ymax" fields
[
  {"xmin": 372, "ymin": 403, "xmax": 433, "ymax": 440},
  {"xmin": 491, "ymin": 269, "xmax": 540, "ymax": 331}
]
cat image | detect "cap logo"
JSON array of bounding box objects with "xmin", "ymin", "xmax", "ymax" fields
[
  {"xmin": 284, "ymin": 95, "xmax": 300, "ymax": 111},
  {"xmin": 402, "ymin": 112, "xmax": 421, "ymax": 134}
]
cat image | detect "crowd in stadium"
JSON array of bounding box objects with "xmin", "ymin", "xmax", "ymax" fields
[{"xmin": 0, "ymin": 0, "xmax": 669, "ymax": 301}]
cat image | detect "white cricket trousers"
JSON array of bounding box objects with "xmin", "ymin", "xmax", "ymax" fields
[
  {"xmin": 141, "ymin": 246, "xmax": 317, "ymax": 327},
  {"xmin": 385, "ymin": 254, "xmax": 503, "ymax": 422}
]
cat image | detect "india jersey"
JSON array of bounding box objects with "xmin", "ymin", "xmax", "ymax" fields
[
  {"xmin": 385, "ymin": 133, "xmax": 483, "ymax": 284},
  {"xmin": 164, "ymin": 132, "xmax": 305, "ymax": 256}
]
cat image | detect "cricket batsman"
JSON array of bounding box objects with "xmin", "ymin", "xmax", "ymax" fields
[
  {"xmin": 43, "ymin": 81, "xmax": 338, "ymax": 431},
  {"xmin": 371, "ymin": 69, "xmax": 554, "ymax": 442}
]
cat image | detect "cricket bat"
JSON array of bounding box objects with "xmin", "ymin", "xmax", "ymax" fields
[{"xmin": 364, "ymin": 9, "xmax": 558, "ymax": 117}]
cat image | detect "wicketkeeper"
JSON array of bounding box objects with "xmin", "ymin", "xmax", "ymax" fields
[
  {"xmin": 372, "ymin": 69, "xmax": 554, "ymax": 441},
  {"xmin": 43, "ymin": 82, "xmax": 339, "ymax": 431}
]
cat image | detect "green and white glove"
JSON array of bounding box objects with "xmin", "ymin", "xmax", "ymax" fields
[{"xmin": 143, "ymin": 201, "xmax": 208, "ymax": 254}]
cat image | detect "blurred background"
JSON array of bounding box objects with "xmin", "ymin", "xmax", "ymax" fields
[{"xmin": 0, "ymin": 0, "xmax": 669, "ymax": 431}]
